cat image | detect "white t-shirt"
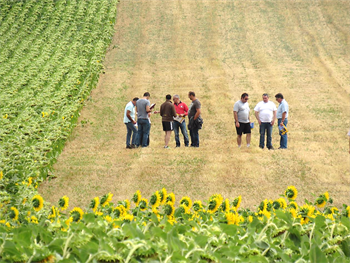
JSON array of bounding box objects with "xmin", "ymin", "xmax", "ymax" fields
[
  {"xmin": 254, "ymin": 101, "xmax": 277, "ymax": 122},
  {"xmin": 233, "ymin": 100, "xmax": 250, "ymax": 123}
]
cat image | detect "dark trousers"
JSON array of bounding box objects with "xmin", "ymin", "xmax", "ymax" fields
[
  {"xmin": 125, "ymin": 122, "xmax": 138, "ymax": 146},
  {"xmin": 189, "ymin": 127, "xmax": 199, "ymax": 147},
  {"xmin": 173, "ymin": 121, "xmax": 189, "ymax": 147},
  {"xmin": 259, "ymin": 122, "xmax": 273, "ymax": 149},
  {"xmin": 136, "ymin": 119, "xmax": 150, "ymax": 147}
]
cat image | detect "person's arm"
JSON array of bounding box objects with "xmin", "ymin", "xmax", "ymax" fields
[
  {"xmin": 194, "ymin": 108, "xmax": 201, "ymax": 120},
  {"xmin": 280, "ymin": 112, "xmax": 286, "ymax": 126},
  {"xmin": 255, "ymin": 111, "xmax": 261, "ymax": 125},
  {"xmin": 126, "ymin": 110, "xmax": 136, "ymax": 124},
  {"xmin": 272, "ymin": 110, "xmax": 276, "ymax": 125},
  {"xmin": 146, "ymin": 105, "xmax": 151, "ymax": 113},
  {"xmin": 172, "ymin": 105, "xmax": 177, "ymax": 117},
  {"xmin": 159, "ymin": 105, "xmax": 163, "ymax": 116},
  {"xmin": 183, "ymin": 104, "xmax": 189, "ymax": 117},
  {"xmin": 234, "ymin": 111, "xmax": 240, "ymax": 127}
]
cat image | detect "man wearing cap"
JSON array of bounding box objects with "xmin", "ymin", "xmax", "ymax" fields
[
  {"xmin": 136, "ymin": 92, "xmax": 152, "ymax": 148},
  {"xmin": 233, "ymin": 93, "xmax": 251, "ymax": 148},
  {"xmin": 124, "ymin": 97, "xmax": 139, "ymax": 149},
  {"xmin": 254, "ymin": 93, "xmax": 277, "ymax": 150},
  {"xmin": 275, "ymin": 93, "xmax": 289, "ymax": 149},
  {"xmin": 173, "ymin": 95, "xmax": 189, "ymax": 147},
  {"xmin": 160, "ymin": 94, "xmax": 177, "ymax": 149}
]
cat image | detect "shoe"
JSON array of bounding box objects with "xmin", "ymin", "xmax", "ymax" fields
[
  {"xmin": 259, "ymin": 146, "xmax": 264, "ymax": 149},
  {"xmin": 126, "ymin": 145, "xmax": 132, "ymax": 149},
  {"xmin": 130, "ymin": 145, "xmax": 136, "ymax": 149},
  {"xmin": 268, "ymin": 146, "xmax": 274, "ymax": 150},
  {"xmin": 176, "ymin": 145, "xmax": 180, "ymax": 148},
  {"xmin": 278, "ymin": 147, "xmax": 287, "ymax": 150},
  {"xmin": 185, "ymin": 145, "xmax": 189, "ymax": 147},
  {"xmin": 164, "ymin": 146, "xmax": 170, "ymax": 149}
]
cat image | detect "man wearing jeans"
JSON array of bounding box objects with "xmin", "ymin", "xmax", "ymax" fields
[
  {"xmin": 275, "ymin": 93, "xmax": 289, "ymax": 149},
  {"xmin": 254, "ymin": 93, "xmax": 277, "ymax": 150},
  {"xmin": 173, "ymin": 95, "xmax": 189, "ymax": 147},
  {"xmin": 188, "ymin": 91, "xmax": 201, "ymax": 147},
  {"xmin": 136, "ymin": 92, "xmax": 152, "ymax": 148},
  {"xmin": 124, "ymin": 97, "xmax": 139, "ymax": 149}
]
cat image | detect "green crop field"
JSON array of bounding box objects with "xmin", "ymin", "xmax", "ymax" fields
[{"xmin": 0, "ymin": 0, "xmax": 350, "ymax": 262}]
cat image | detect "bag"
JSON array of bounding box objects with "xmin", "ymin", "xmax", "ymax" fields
[{"xmin": 195, "ymin": 117, "xmax": 203, "ymax": 129}]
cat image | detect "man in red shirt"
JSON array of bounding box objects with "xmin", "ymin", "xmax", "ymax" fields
[{"xmin": 173, "ymin": 95, "xmax": 189, "ymax": 147}]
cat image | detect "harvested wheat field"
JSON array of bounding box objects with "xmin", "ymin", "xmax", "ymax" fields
[{"xmin": 40, "ymin": 0, "xmax": 350, "ymax": 209}]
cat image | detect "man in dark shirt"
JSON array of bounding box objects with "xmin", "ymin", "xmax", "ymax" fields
[
  {"xmin": 160, "ymin": 94, "xmax": 177, "ymax": 149},
  {"xmin": 188, "ymin": 91, "xmax": 201, "ymax": 147}
]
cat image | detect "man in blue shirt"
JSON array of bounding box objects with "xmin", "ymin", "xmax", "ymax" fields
[
  {"xmin": 275, "ymin": 93, "xmax": 289, "ymax": 149},
  {"xmin": 124, "ymin": 98, "xmax": 138, "ymax": 149}
]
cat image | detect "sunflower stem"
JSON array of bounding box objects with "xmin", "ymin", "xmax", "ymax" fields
[
  {"xmin": 309, "ymin": 222, "xmax": 315, "ymax": 248},
  {"xmin": 125, "ymin": 243, "xmax": 146, "ymax": 263},
  {"xmin": 63, "ymin": 233, "xmax": 74, "ymax": 258}
]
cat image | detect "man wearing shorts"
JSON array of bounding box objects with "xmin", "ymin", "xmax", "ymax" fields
[
  {"xmin": 233, "ymin": 93, "xmax": 251, "ymax": 148},
  {"xmin": 160, "ymin": 94, "xmax": 177, "ymax": 149}
]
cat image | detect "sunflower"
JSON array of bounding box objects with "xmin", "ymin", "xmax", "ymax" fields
[
  {"xmin": 193, "ymin": 200, "xmax": 203, "ymax": 212},
  {"xmin": 284, "ymin": 186, "xmax": 298, "ymax": 200},
  {"xmin": 207, "ymin": 196, "xmax": 222, "ymax": 214},
  {"xmin": 120, "ymin": 199, "xmax": 130, "ymax": 211},
  {"xmin": 180, "ymin": 196, "xmax": 192, "ymax": 209},
  {"xmin": 248, "ymin": 215, "xmax": 253, "ymax": 223},
  {"xmin": 132, "ymin": 190, "xmax": 141, "ymax": 206},
  {"xmin": 104, "ymin": 215, "xmax": 113, "ymax": 223},
  {"xmin": 315, "ymin": 192, "xmax": 329, "ymax": 208},
  {"xmin": 298, "ymin": 204, "xmax": 315, "ymax": 225},
  {"xmin": 32, "ymin": 195, "xmax": 44, "ymax": 212},
  {"xmin": 138, "ymin": 198, "xmax": 148, "ymax": 211},
  {"xmin": 167, "ymin": 215, "xmax": 177, "ymax": 225},
  {"xmin": 27, "ymin": 177, "xmax": 33, "ymax": 186},
  {"xmin": 166, "ymin": 193, "xmax": 175, "ymax": 204},
  {"xmin": 225, "ymin": 212, "xmax": 238, "ymax": 225},
  {"xmin": 89, "ymin": 197, "xmax": 99, "ymax": 212},
  {"xmin": 159, "ymin": 188, "xmax": 167, "ymax": 205},
  {"xmin": 289, "ymin": 208, "xmax": 297, "ymax": 218},
  {"xmin": 30, "ymin": 216, "xmax": 38, "ymax": 224},
  {"xmin": 163, "ymin": 201, "xmax": 175, "ymax": 217},
  {"xmin": 149, "ymin": 191, "xmax": 161, "ymax": 209},
  {"xmin": 258, "ymin": 199, "xmax": 268, "ymax": 212},
  {"xmin": 9, "ymin": 207, "xmax": 19, "ymax": 221},
  {"xmin": 100, "ymin": 193, "xmax": 113, "ymax": 207},
  {"xmin": 232, "ymin": 196, "xmax": 242, "ymax": 210},
  {"xmin": 0, "ymin": 171, "xmax": 3, "ymax": 180},
  {"xmin": 70, "ymin": 207, "xmax": 84, "ymax": 222},
  {"xmin": 62, "ymin": 217, "xmax": 73, "ymax": 231},
  {"xmin": 272, "ymin": 200, "xmax": 281, "ymax": 210},
  {"xmin": 176, "ymin": 204, "xmax": 190, "ymax": 216},
  {"xmin": 221, "ymin": 198, "xmax": 230, "ymax": 212},
  {"xmin": 48, "ymin": 206, "xmax": 59, "ymax": 222},
  {"xmin": 288, "ymin": 201, "xmax": 298, "ymax": 210},
  {"xmin": 346, "ymin": 206, "xmax": 350, "ymax": 218},
  {"xmin": 114, "ymin": 205, "xmax": 126, "ymax": 218},
  {"xmin": 58, "ymin": 196, "xmax": 69, "ymax": 211},
  {"xmin": 123, "ymin": 214, "xmax": 134, "ymax": 223},
  {"xmin": 277, "ymin": 198, "xmax": 287, "ymax": 209}
]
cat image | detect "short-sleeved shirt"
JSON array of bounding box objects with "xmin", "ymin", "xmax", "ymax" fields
[
  {"xmin": 233, "ymin": 100, "xmax": 250, "ymax": 123},
  {"xmin": 277, "ymin": 100, "xmax": 289, "ymax": 119},
  {"xmin": 188, "ymin": 99, "xmax": 201, "ymax": 119},
  {"xmin": 254, "ymin": 101, "xmax": 277, "ymax": 122},
  {"xmin": 124, "ymin": 101, "xmax": 135, "ymax": 123},
  {"xmin": 136, "ymin": 98, "xmax": 150, "ymax": 119}
]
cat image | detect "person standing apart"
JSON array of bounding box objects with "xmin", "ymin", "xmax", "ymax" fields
[
  {"xmin": 188, "ymin": 91, "xmax": 202, "ymax": 147},
  {"xmin": 173, "ymin": 95, "xmax": 189, "ymax": 147},
  {"xmin": 136, "ymin": 92, "xmax": 152, "ymax": 148},
  {"xmin": 275, "ymin": 93, "xmax": 289, "ymax": 149},
  {"xmin": 233, "ymin": 93, "xmax": 251, "ymax": 148},
  {"xmin": 160, "ymin": 94, "xmax": 177, "ymax": 149},
  {"xmin": 124, "ymin": 98, "xmax": 139, "ymax": 149},
  {"xmin": 254, "ymin": 93, "xmax": 277, "ymax": 150}
]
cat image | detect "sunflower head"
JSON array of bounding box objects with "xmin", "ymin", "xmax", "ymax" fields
[
  {"xmin": 9, "ymin": 207, "xmax": 19, "ymax": 221},
  {"xmin": 119, "ymin": 199, "xmax": 130, "ymax": 211},
  {"xmin": 272, "ymin": 200, "xmax": 281, "ymax": 210},
  {"xmin": 100, "ymin": 193, "xmax": 113, "ymax": 207},
  {"xmin": 208, "ymin": 196, "xmax": 221, "ymax": 214},
  {"xmin": 149, "ymin": 191, "xmax": 161, "ymax": 208},
  {"xmin": 175, "ymin": 204, "xmax": 190, "ymax": 217},
  {"xmin": 166, "ymin": 193, "xmax": 175, "ymax": 204},
  {"xmin": 220, "ymin": 198, "xmax": 230, "ymax": 212},
  {"xmin": 30, "ymin": 216, "xmax": 38, "ymax": 224},
  {"xmin": 163, "ymin": 201, "xmax": 175, "ymax": 217},
  {"xmin": 138, "ymin": 198, "xmax": 148, "ymax": 211},
  {"xmin": 315, "ymin": 192, "xmax": 329, "ymax": 208},
  {"xmin": 0, "ymin": 171, "xmax": 3, "ymax": 180},
  {"xmin": 159, "ymin": 188, "xmax": 167, "ymax": 205},
  {"xmin": 32, "ymin": 195, "xmax": 44, "ymax": 212},
  {"xmin": 258, "ymin": 199, "xmax": 268, "ymax": 212},
  {"xmin": 193, "ymin": 200, "xmax": 203, "ymax": 212},
  {"xmin": 180, "ymin": 196, "xmax": 192, "ymax": 209},
  {"xmin": 58, "ymin": 196, "xmax": 69, "ymax": 211},
  {"xmin": 284, "ymin": 186, "xmax": 298, "ymax": 200},
  {"xmin": 288, "ymin": 201, "xmax": 298, "ymax": 210},
  {"xmin": 123, "ymin": 214, "xmax": 134, "ymax": 223},
  {"xmin": 132, "ymin": 190, "xmax": 141, "ymax": 205},
  {"xmin": 232, "ymin": 196, "xmax": 242, "ymax": 210},
  {"xmin": 298, "ymin": 204, "xmax": 315, "ymax": 223},
  {"xmin": 48, "ymin": 206, "xmax": 59, "ymax": 221},
  {"xmin": 70, "ymin": 207, "xmax": 84, "ymax": 222},
  {"xmin": 89, "ymin": 197, "xmax": 99, "ymax": 212}
]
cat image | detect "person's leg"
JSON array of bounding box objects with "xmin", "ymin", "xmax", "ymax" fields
[
  {"xmin": 142, "ymin": 120, "xmax": 150, "ymax": 147},
  {"xmin": 246, "ymin": 133, "xmax": 251, "ymax": 146},
  {"xmin": 189, "ymin": 128, "xmax": 194, "ymax": 146},
  {"xmin": 180, "ymin": 121, "xmax": 189, "ymax": 146},
  {"xmin": 136, "ymin": 119, "xmax": 143, "ymax": 147},
  {"xmin": 147, "ymin": 124, "xmax": 151, "ymax": 146},
  {"xmin": 267, "ymin": 123, "xmax": 273, "ymax": 148},
  {"xmin": 259, "ymin": 123, "xmax": 265, "ymax": 148},
  {"xmin": 126, "ymin": 123, "xmax": 132, "ymax": 147},
  {"xmin": 237, "ymin": 135, "xmax": 242, "ymax": 147},
  {"xmin": 280, "ymin": 119, "xmax": 288, "ymax": 148},
  {"xmin": 165, "ymin": 131, "xmax": 171, "ymax": 147},
  {"xmin": 173, "ymin": 121, "xmax": 180, "ymax": 147},
  {"xmin": 130, "ymin": 123, "xmax": 138, "ymax": 146},
  {"xmin": 193, "ymin": 127, "xmax": 199, "ymax": 147}
]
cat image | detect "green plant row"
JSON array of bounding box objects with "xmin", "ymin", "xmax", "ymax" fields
[
  {"xmin": 0, "ymin": 0, "xmax": 118, "ymax": 186},
  {"xmin": 0, "ymin": 182, "xmax": 349, "ymax": 262}
]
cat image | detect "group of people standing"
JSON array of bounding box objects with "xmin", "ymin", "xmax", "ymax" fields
[
  {"xmin": 234, "ymin": 92, "xmax": 289, "ymax": 150},
  {"xmin": 123, "ymin": 91, "xmax": 202, "ymax": 149},
  {"xmin": 124, "ymin": 91, "xmax": 289, "ymax": 150}
]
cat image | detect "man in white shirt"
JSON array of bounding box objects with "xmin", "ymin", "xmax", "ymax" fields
[
  {"xmin": 254, "ymin": 93, "xmax": 277, "ymax": 150},
  {"xmin": 124, "ymin": 97, "xmax": 139, "ymax": 149},
  {"xmin": 233, "ymin": 93, "xmax": 251, "ymax": 148}
]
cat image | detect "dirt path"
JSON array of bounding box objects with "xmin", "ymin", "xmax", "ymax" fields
[{"xmin": 40, "ymin": 0, "xmax": 350, "ymax": 209}]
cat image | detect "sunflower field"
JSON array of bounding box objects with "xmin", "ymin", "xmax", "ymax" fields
[{"xmin": 0, "ymin": 184, "xmax": 350, "ymax": 262}]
